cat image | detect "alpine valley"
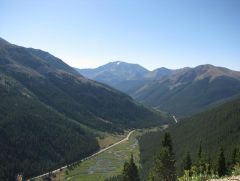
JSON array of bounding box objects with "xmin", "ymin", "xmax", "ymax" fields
[
  {"xmin": 2, "ymin": 1, "xmax": 240, "ymax": 181},
  {"xmin": 1, "ymin": 38, "xmax": 240, "ymax": 181},
  {"xmin": 0, "ymin": 38, "xmax": 170, "ymax": 180}
]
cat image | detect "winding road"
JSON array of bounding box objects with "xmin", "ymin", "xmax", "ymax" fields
[{"xmin": 27, "ymin": 130, "xmax": 135, "ymax": 181}]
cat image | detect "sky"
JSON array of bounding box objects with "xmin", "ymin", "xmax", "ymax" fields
[{"xmin": 0, "ymin": 0, "xmax": 240, "ymax": 70}]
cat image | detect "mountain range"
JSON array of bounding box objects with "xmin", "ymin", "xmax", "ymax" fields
[
  {"xmin": 1, "ymin": 37, "xmax": 240, "ymax": 180},
  {"xmin": 77, "ymin": 62, "xmax": 240, "ymax": 116},
  {"xmin": 0, "ymin": 38, "xmax": 170, "ymax": 180},
  {"xmin": 77, "ymin": 61, "xmax": 172, "ymax": 86}
]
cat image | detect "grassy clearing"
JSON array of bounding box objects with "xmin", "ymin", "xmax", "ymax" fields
[{"xmin": 97, "ymin": 131, "xmax": 128, "ymax": 149}]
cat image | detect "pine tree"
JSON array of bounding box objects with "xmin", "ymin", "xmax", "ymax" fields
[
  {"xmin": 149, "ymin": 132, "xmax": 176, "ymax": 181},
  {"xmin": 231, "ymin": 147, "xmax": 240, "ymax": 165},
  {"xmin": 161, "ymin": 132, "xmax": 173, "ymax": 154},
  {"xmin": 122, "ymin": 154, "xmax": 140, "ymax": 181},
  {"xmin": 206, "ymin": 156, "xmax": 213, "ymax": 175},
  {"xmin": 217, "ymin": 147, "xmax": 227, "ymax": 177},
  {"xmin": 123, "ymin": 162, "xmax": 130, "ymax": 181},
  {"xmin": 183, "ymin": 152, "xmax": 192, "ymax": 171},
  {"xmin": 197, "ymin": 141, "xmax": 206, "ymax": 174},
  {"xmin": 198, "ymin": 141, "xmax": 202, "ymax": 161}
]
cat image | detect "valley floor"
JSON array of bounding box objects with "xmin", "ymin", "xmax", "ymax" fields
[{"xmin": 34, "ymin": 129, "xmax": 142, "ymax": 181}]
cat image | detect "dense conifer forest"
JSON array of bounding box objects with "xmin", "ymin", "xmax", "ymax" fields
[{"xmin": 138, "ymin": 97, "xmax": 240, "ymax": 180}]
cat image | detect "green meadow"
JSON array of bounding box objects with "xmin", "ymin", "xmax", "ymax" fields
[{"xmin": 37, "ymin": 130, "xmax": 141, "ymax": 181}]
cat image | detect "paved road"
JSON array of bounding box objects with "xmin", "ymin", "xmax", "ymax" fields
[
  {"xmin": 173, "ymin": 115, "xmax": 178, "ymax": 123},
  {"xmin": 27, "ymin": 130, "xmax": 135, "ymax": 181}
]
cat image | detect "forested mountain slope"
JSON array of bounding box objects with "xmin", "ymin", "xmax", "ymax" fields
[
  {"xmin": 0, "ymin": 38, "xmax": 170, "ymax": 180},
  {"xmin": 138, "ymin": 97, "xmax": 240, "ymax": 179}
]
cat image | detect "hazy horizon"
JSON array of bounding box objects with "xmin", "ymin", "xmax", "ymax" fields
[{"xmin": 1, "ymin": 0, "xmax": 240, "ymax": 71}]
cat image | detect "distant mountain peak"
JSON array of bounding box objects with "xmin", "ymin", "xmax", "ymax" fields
[
  {"xmin": 196, "ymin": 64, "xmax": 214, "ymax": 68},
  {"xmin": 77, "ymin": 61, "xmax": 149, "ymax": 83},
  {"xmin": 109, "ymin": 61, "xmax": 141, "ymax": 66},
  {"xmin": 193, "ymin": 64, "xmax": 240, "ymax": 82},
  {"xmin": 144, "ymin": 67, "xmax": 173, "ymax": 80},
  {"xmin": 108, "ymin": 61, "xmax": 125, "ymax": 66}
]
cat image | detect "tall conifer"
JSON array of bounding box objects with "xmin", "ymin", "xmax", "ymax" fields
[
  {"xmin": 217, "ymin": 147, "xmax": 227, "ymax": 177},
  {"xmin": 123, "ymin": 154, "xmax": 140, "ymax": 181},
  {"xmin": 149, "ymin": 132, "xmax": 176, "ymax": 181}
]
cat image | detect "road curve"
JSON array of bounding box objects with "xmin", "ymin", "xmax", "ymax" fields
[
  {"xmin": 27, "ymin": 130, "xmax": 135, "ymax": 181},
  {"xmin": 173, "ymin": 115, "xmax": 178, "ymax": 123}
]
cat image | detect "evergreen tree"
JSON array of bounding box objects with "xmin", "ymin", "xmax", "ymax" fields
[
  {"xmin": 123, "ymin": 162, "xmax": 130, "ymax": 181},
  {"xmin": 149, "ymin": 132, "xmax": 176, "ymax": 181},
  {"xmin": 206, "ymin": 156, "xmax": 213, "ymax": 175},
  {"xmin": 161, "ymin": 132, "xmax": 173, "ymax": 154},
  {"xmin": 122, "ymin": 154, "xmax": 140, "ymax": 181},
  {"xmin": 183, "ymin": 152, "xmax": 192, "ymax": 171},
  {"xmin": 197, "ymin": 141, "xmax": 206, "ymax": 174},
  {"xmin": 217, "ymin": 147, "xmax": 227, "ymax": 177},
  {"xmin": 231, "ymin": 147, "xmax": 240, "ymax": 165},
  {"xmin": 198, "ymin": 141, "xmax": 202, "ymax": 160}
]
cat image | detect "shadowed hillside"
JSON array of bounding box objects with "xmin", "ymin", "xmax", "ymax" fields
[{"xmin": 0, "ymin": 38, "xmax": 170, "ymax": 180}]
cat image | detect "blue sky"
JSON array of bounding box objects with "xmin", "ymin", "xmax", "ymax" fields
[{"xmin": 0, "ymin": 0, "xmax": 240, "ymax": 70}]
